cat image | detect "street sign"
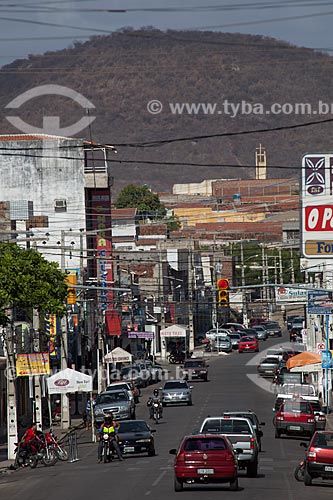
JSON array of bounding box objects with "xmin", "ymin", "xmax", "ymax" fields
[
  {"xmin": 316, "ymin": 342, "xmax": 325, "ymax": 354},
  {"xmin": 308, "ymin": 290, "xmax": 333, "ymax": 314},
  {"xmin": 321, "ymin": 349, "xmax": 333, "ymax": 369}
]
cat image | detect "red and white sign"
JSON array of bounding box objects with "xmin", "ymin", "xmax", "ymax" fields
[
  {"xmin": 316, "ymin": 342, "xmax": 325, "ymax": 354},
  {"xmin": 305, "ymin": 206, "xmax": 333, "ymax": 231}
]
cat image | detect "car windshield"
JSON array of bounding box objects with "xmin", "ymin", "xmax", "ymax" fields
[
  {"xmin": 164, "ymin": 381, "xmax": 188, "ymax": 390},
  {"xmin": 313, "ymin": 433, "xmax": 333, "ymax": 448},
  {"xmin": 282, "ymin": 402, "xmax": 312, "ymax": 414},
  {"xmin": 262, "ymin": 357, "xmax": 279, "ymax": 364},
  {"xmin": 184, "ymin": 438, "xmax": 227, "ymax": 451},
  {"xmin": 96, "ymin": 392, "xmax": 127, "ymax": 404},
  {"xmin": 184, "ymin": 360, "xmax": 204, "ymax": 368},
  {"xmin": 229, "ymin": 333, "xmax": 241, "ymax": 339},
  {"xmin": 240, "ymin": 337, "xmax": 255, "ymax": 342},
  {"xmin": 107, "ymin": 384, "xmax": 129, "ymax": 391},
  {"xmin": 118, "ymin": 421, "xmax": 149, "ymax": 433},
  {"xmin": 202, "ymin": 419, "xmax": 251, "ymax": 434},
  {"xmin": 282, "ymin": 384, "xmax": 315, "ymax": 396}
]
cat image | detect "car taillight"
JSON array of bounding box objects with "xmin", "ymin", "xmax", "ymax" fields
[
  {"xmin": 307, "ymin": 418, "xmax": 315, "ymax": 423},
  {"xmin": 250, "ymin": 437, "xmax": 255, "ymax": 449},
  {"xmin": 177, "ymin": 452, "xmax": 185, "ymax": 462},
  {"xmin": 307, "ymin": 451, "xmax": 317, "ymax": 462},
  {"xmin": 318, "ymin": 416, "xmax": 326, "ymax": 421},
  {"xmin": 225, "ymin": 452, "xmax": 235, "ymax": 461}
]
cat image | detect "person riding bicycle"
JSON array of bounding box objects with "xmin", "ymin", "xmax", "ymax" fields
[
  {"xmin": 147, "ymin": 389, "xmax": 163, "ymax": 419},
  {"xmin": 97, "ymin": 414, "xmax": 123, "ymax": 463}
]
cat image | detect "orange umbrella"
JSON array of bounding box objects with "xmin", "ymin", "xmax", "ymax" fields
[{"xmin": 286, "ymin": 351, "xmax": 321, "ymax": 370}]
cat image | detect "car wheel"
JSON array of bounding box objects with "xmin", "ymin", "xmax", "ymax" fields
[
  {"xmin": 239, "ymin": 351, "xmax": 242, "ymax": 354},
  {"xmin": 187, "ymin": 400, "xmax": 192, "ymax": 406},
  {"xmin": 255, "ymin": 348, "xmax": 259, "ymax": 352},
  {"xmin": 229, "ymin": 476, "xmax": 238, "ymax": 491},
  {"xmin": 304, "ymin": 467, "xmax": 312, "ymax": 486},
  {"xmin": 162, "ymin": 402, "xmax": 166, "ymax": 407},
  {"xmin": 174, "ymin": 477, "xmax": 183, "ymax": 492},
  {"xmin": 203, "ymin": 376, "xmax": 208, "ymax": 382},
  {"xmin": 275, "ymin": 429, "xmax": 281, "ymax": 439},
  {"xmin": 148, "ymin": 448, "xmax": 156, "ymax": 457},
  {"xmin": 247, "ymin": 460, "xmax": 258, "ymax": 478}
]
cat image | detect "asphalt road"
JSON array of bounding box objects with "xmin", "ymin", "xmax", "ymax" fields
[{"xmin": 1, "ymin": 336, "xmax": 333, "ymax": 500}]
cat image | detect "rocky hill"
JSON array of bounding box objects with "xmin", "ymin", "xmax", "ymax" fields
[{"xmin": 0, "ymin": 28, "xmax": 332, "ymax": 192}]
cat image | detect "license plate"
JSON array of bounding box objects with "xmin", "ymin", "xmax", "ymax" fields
[
  {"xmin": 289, "ymin": 426, "xmax": 301, "ymax": 431},
  {"xmin": 197, "ymin": 468, "xmax": 214, "ymax": 474},
  {"xmin": 325, "ymin": 466, "xmax": 333, "ymax": 472},
  {"xmin": 123, "ymin": 446, "xmax": 135, "ymax": 453}
]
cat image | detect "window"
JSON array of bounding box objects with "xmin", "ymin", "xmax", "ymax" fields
[
  {"xmin": 164, "ymin": 381, "xmax": 188, "ymax": 389},
  {"xmin": 54, "ymin": 199, "xmax": 67, "ymax": 212},
  {"xmin": 184, "ymin": 438, "xmax": 227, "ymax": 451}
]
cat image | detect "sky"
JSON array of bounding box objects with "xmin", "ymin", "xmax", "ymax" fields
[{"xmin": 1, "ymin": 0, "xmax": 333, "ymax": 66}]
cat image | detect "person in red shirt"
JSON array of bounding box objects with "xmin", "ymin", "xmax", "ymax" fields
[{"xmin": 21, "ymin": 423, "xmax": 42, "ymax": 453}]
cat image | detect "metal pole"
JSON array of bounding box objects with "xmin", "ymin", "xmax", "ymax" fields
[
  {"xmin": 240, "ymin": 241, "xmax": 247, "ymax": 326},
  {"xmin": 60, "ymin": 230, "xmax": 70, "ymax": 430},
  {"xmin": 5, "ymin": 323, "xmax": 18, "ymax": 460},
  {"xmin": 188, "ymin": 248, "xmax": 194, "ymax": 352}
]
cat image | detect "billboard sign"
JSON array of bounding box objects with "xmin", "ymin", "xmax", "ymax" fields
[
  {"xmin": 16, "ymin": 352, "xmax": 50, "ymax": 376},
  {"xmin": 302, "ymin": 154, "xmax": 333, "ymax": 258},
  {"xmin": 275, "ymin": 286, "xmax": 307, "ymax": 303},
  {"xmin": 308, "ymin": 289, "xmax": 333, "ymax": 314}
]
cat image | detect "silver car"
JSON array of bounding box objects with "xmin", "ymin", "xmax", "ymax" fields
[
  {"xmin": 160, "ymin": 380, "xmax": 193, "ymax": 406},
  {"xmin": 213, "ymin": 334, "xmax": 232, "ymax": 353},
  {"xmin": 251, "ymin": 326, "xmax": 268, "ymax": 341},
  {"xmin": 228, "ymin": 332, "xmax": 241, "ymax": 349},
  {"xmin": 257, "ymin": 357, "xmax": 280, "ymax": 377},
  {"xmin": 94, "ymin": 389, "xmax": 136, "ymax": 425}
]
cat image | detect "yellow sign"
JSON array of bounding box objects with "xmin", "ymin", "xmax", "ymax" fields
[{"xmin": 16, "ymin": 353, "xmax": 50, "ymax": 377}]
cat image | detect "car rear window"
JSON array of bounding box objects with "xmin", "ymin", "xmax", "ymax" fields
[
  {"xmin": 184, "ymin": 438, "xmax": 227, "ymax": 451},
  {"xmin": 240, "ymin": 337, "xmax": 255, "ymax": 342},
  {"xmin": 164, "ymin": 381, "xmax": 188, "ymax": 389},
  {"xmin": 202, "ymin": 419, "xmax": 251, "ymax": 434},
  {"xmin": 313, "ymin": 433, "xmax": 333, "ymax": 448},
  {"xmin": 184, "ymin": 361, "xmax": 204, "ymax": 368},
  {"xmin": 282, "ymin": 402, "xmax": 312, "ymax": 414}
]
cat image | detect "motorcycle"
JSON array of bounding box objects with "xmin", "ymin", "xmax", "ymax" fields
[
  {"xmin": 14, "ymin": 433, "xmax": 58, "ymax": 469},
  {"xmin": 102, "ymin": 434, "xmax": 113, "ymax": 463},
  {"xmin": 14, "ymin": 442, "xmax": 38, "ymax": 469},
  {"xmin": 45, "ymin": 430, "xmax": 68, "ymax": 461},
  {"xmin": 294, "ymin": 460, "xmax": 305, "ymax": 481},
  {"xmin": 168, "ymin": 350, "xmax": 185, "ymax": 364},
  {"xmin": 152, "ymin": 402, "xmax": 162, "ymax": 424}
]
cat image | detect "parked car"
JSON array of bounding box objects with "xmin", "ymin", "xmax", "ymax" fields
[
  {"xmin": 238, "ymin": 336, "xmax": 259, "ymax": 353},
  {"xmin": 169, "ymin": 434, "xmax": 239, "ymax": 491},
  {"xmin": 301, "ymin": 430, "xmax": 333, "ymax": 486},
  {"xmin": 199, "ymin": 416, "xmax": 259, "ymax": 477},
  {"xmin": 260, "ymin": 321, "xmax": 282, "ymax": 337},
  {"xmin": 94, "ymin": 389, "xmax": 136, "ymax": 425},
  {"xmin": 213, "ymin": 334, "xmax": 232, "ymax": 353},
  {"xmin": 274, "ymin": 399, "xmax": 316, "ymax": 438},
  {"xmin": 117, "ymin": 419, "xmax": 156, "ymax": 457},
  {"xmin": 257, "ymin": 357, "xmax": 280, "ymax": 377},
  {"xmin": 228, "ymin": 332, "xmax": 242, "ymax": 350},
  {"xmin": 223, "ymin": 411, "xmax": 265, "ymax": 452},
  {"xmin": 106, "ymin": 381, "xmax": 136, "ymax": 404},
  {"xmin": 120, "ymin": 367, "xmax": 145, "ymax": 388},
  {"xmin": 205, "ymin": 328, "xmax": 230, "ymax": 342},
  {"xmin": 181, "ymin": 358, "xmax": 209, "ymax": 382},
  {"xmin": 133, "ymin": 361, "xmax": 152, "ymax": 386},
  {"xmin": 150, "ymin": 364, "xmax": 168, "ymax": 383},
  {"xmin": 220, "ymin": 322, "xmax": 245, "ymax": 332},
  {"xmin": 160, "ymin": 380, "xmax": 193, "ymax": 406},
  {"xmin": 251, "ymin": 325, "xmax": 268, "ymax": 341}
]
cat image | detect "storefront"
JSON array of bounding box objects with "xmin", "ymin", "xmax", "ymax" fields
[{"xmin": 160, "ymin": 325, "xmax": 189, "ymax": 359}]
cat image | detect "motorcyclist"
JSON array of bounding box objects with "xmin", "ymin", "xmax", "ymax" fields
[
  {"xmin": 97, "ymin": 413, "xmax": 124, "ymax": 463},
  {"xmin": 147, "ymin": 389, "xmax": 163, "ymax": 419}
]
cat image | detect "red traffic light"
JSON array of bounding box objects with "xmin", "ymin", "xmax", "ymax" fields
[{"xmin": 217, "ymin": 278, "xmax": 229, "ymax": 289}]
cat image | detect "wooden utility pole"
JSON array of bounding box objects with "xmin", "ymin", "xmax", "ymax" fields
[
  {"xmin": 60, "ymin": 230, "xmax": 70, "ymax": 430},
  {"xmin": 188, "ymin": 248, "xmax": 194, "ymax": 352}
]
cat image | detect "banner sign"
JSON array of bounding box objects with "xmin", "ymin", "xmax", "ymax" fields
[
  {"xmin": 128, "ymin": 332, "xmax": 154, "ymax": 339},
  {"xmin": 275, "ymin": 286, "xmax": 307, "ymax": 303},
  {"xmin": 45, "ymin": 313, "xmax": 58, "ymax": 357},
  {"xmin": 308, "ymin": 290, "xmax": 333, "ymax": 314},
  {"xmin": 16, "ymin": 352, "xmax": 50, "ymax": 376}
]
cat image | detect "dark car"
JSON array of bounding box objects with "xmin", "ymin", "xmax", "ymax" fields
[
  {"xmin": 243, "ymin": 328, "xmax": 259, "ymax": 339},
  {"xmin": 182, "ymin": 358, "xmax": 209, "ymax": 382},
  {"xmin": 301, "ymin": 431, "xmax": 333, "ymax": 485},
  {"xmin": 169, "ymin": 434, "xmax": 239, "ymax": 492},
  {"xmin": 260, "ymin": 321, "xmax": 282, "ymax": 337},
  {"xmin": 117, "ymin": 419, "xmax": 156, "ymax": 457}
]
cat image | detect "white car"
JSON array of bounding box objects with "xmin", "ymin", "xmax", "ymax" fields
[
  {"xmin": 106, "ymin": 381, "xmax": 135, "ymax": 403},
  {"xmin": 205, "ymin": 328, "xmax": 231, "ymax": 342}
]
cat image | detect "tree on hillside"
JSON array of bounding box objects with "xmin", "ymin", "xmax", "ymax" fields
[
  {"xmin": 0, "ymin": 243, "xmax": 68, "ymax": 326},
  {"xmin": 115, "ymin": 184, "xmax": 166, "ymax": 218}
]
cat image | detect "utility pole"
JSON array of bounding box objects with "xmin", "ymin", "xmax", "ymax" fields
[
  {"xmin": 188, "ymin": 248, "xmax": 194, "ymax": 353},
  {"xmin": 5, "ymin": 322, "xmax": 18, "ymax": 460},
  {"xmin": 278, "ymin": 247, "xmax": 283, "ymax": 284},
  {"xmin": 60, "ymin": 230, "xmax": 70, "ymax": 430},
  {"xmin": 240, "ymin": 241, "xmax": 248, "ymax": 327},
  {"xmin": 32, "ymin": 309, "xmax": 43, "ymax": 433},
  {"xmin": 290, "ymin": 247, "xmax": 295, "ymax": 284}
]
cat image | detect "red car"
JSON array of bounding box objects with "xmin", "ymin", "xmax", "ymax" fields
[
  {"xmin": 238, "ymin": 336, "xmax": 259, "ymax": 353},
  {"xmin": 169, "ymin": 434, "xmax": 239, "ymax": 492},
  {"xmin": 301, "ymin": 431, "xmax": 333, "ymax": 485},
  {"xmin": 275, "ymin": 399, "xmax": 316, "ymax": 438}
]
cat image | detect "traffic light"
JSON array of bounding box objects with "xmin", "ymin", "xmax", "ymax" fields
[
  {"xmin": 217, "ymin": 278, "xmax": 229, "ymax": 307},
  {"xmin": 66, "ymin": 272, "xmax": 77, "ymax": 305}
]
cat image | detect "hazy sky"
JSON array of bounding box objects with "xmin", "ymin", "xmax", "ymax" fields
[{"xmin": 0, "ymin": 0, "xmax": 333, "ymax": 66}]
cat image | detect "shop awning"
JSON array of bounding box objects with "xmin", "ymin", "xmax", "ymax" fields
[
  {"xmin": 286, "ymin": 351, "xmax": 321, "ymax": 370},
  {"xmin": 104, "ymin": 347, "xmax": 133, "ymax": 363},
  {"xmin": 160, "ymin": 325, "xmax": 188, "ymax": 338},
  {"xmin": 47, "ymin": 368, "xmax": 93, "ymax": 394}
]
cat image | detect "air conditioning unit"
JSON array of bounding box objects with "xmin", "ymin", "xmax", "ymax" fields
[{"xmin": 54, "ymin": 199, "xmax": 67, "ymax": 212}]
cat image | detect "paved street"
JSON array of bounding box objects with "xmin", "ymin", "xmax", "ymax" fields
[{"xmin": 1, "ymin": 337, "xmax": 332, "ymax": 500}]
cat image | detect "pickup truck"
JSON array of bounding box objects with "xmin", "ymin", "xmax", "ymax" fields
[{"xmin": 199, "ymin": 416, "xmax": 259, "ymax": 477}]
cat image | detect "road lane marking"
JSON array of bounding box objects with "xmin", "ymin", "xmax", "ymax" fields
[{"xmin": 152, "ymin": 469, "xmax": 168, "ymax": 487}]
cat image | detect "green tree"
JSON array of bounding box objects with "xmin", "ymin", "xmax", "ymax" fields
[
  {"xmin": 115, "ymin": 184, "xmax": 166, "ymax": 217},
  {"xmin": 0, "ymin": 243, "xmax": 68, "ymax": 326}
]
